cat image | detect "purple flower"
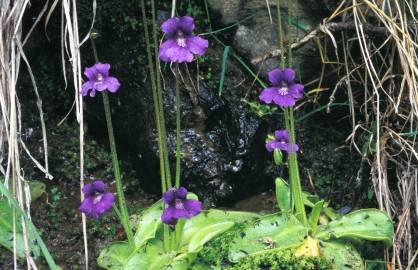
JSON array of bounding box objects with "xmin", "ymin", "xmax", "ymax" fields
[
  {"xmin": 79, "ymin": 180, "xmax": 115, "ymax": 218},
  {"xmin": 81, "ymin": 63, "xmax": 120, "ymax": 97},
  {"xmin": 266, "ymin": 130, "xmax": 299, "ymax": 154},
  {"xmin": 259, "ymin": 68, "xmax": 304, "ymax": 107},
  {"xmin": 159, "ymin": 16, "xmax": 209, "ymax": 63},
  {"xmin": 161, "ymin": 187, "xmax": 202, "ymax": 225}
]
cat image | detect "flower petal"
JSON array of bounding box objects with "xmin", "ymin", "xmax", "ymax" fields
[
  {"xmin": 163, "ymin": 189, "xmax": 176, "ymax": 205},
  {"xmin": 282, "ymin": 68, "xmax": 296, "ymax": 84},
  {"xmin": 81, "ymin": 81, "xmax": 94, "ymax": 97},
  {"xmin": 159, "ymin": 40, "xmax": 178, "ymax": 62},
  {"xmin": 94, "ymin": 63, "xmax": 110, "ymax": 77},
  {"xmin": 266, "ymin": 140, "xmax": 280, "ymax": 152},
  {"xmin": 89, "ymin": 89, "xmax": 97, "ymax": 97},
  {"xmin": 187, "ymin": 36, "xmax": 208, "ymax": 56},
  {"xmin": 289, "ymin": 83, "xmax": 304, "ymax": 99},
  {"xmin": 161, "ymin": 208, "xmax": 179, "ymax": 225},
  {"xmin": 273, "ymin": 94, "xmax": 296, "ymax": 107},
  {"xmin": 84, "ymin": 66, "xmax": 98, "ymax": 81},
  {"xmin": 284, "ymin": 143, "xmax": 299, "ymax": 154},
  {"xmin": 274, "ymin": 130, "xmax": 290, "ymax": 141},
  {"xmin": 95, "ymin": 82, "xmax": 108, "ymax": 91},
  {"xmin": 79, "ymin": 197, "xmax": 95, "ymax": 217},
  {"xmin": 94, "ymin": 192, "xmax": 115, "ymax": 216},
  {"xmin": 179, "ymin": 16, "xmax": 195, "ymax": 34},
  {"xmin": 259, "ymin": 87, "xmax": 278, "ymax": 104},
  {"xmin": 175, "ymin": 187, "xmax": 188, "ymax": 200},
  {"xmin": 268, "ymin": 69, "xmax": 283, "ymax": 85},
  {"xmin": 183, "ymin": 199, "xmax": 202, "ymax": 217},
  {"xmin": 164, "ymin": 44, "xmax": 194, "ymax": 63},
  {"xmin": 91, "ymin": 180, "xmax": 105, "ymax": 193},
  {"xmin": 161, "ymin": 17, "xmax": 181, "ymax": 37},
  {"xmin": 104, "ymin": 77, "xmax": 120, "ymax": 93}
]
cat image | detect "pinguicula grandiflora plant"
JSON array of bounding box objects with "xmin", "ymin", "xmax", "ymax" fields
[
  {"xmin": 78, "ymin": 32, "xmax": 135, "ymax": 250},
  {"xmin": 212, "ymin": 1, "xmax": 394, "ymax": 270},
  {"xmin": 95, "ymin": 1, "xmax": 258, "ymax": 269}
]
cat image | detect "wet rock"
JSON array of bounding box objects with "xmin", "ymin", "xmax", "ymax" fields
[{"xmin": 209, "ymin": 0, "xmax": 322, "ymax": 77}]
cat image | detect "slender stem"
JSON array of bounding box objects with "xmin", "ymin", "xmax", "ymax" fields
[
  {"xmin": 139, "ymin": 0, "xmax": 169, "ymax": 252},
  {"xmin": 276, "ymin": 0, "xmax": 285, "ymax": 68},
  {"xmin": 151, "ymin": 0, "xmax": 172, "ymax": 189},
  {"xmin": 175, "ymin": 66, "xmax": 181, "ymax": 187},
  {"xmin": 102, "ymin": 92, "xmax": 135, "ymax": 245},
  {"xmin": 287, "ymin": 0, "xmax": 293, "ymax": 65},
  {"xmin": 203, "ymin": 0, "xmax": 213, "ymax": 32},
  {"xmin": 90, "ymin": 39, "xmax": 134, "ymax": 246},
  {"xmin": 171, "ymin": 0, "xmax": 176, "ymax": 17}
]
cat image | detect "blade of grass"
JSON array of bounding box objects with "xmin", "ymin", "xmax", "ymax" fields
[
  {"xmin": 0, "ymin": 182, "xmax": 58, "ymax": 269},
  {"xmin": 218, "ymin": 46, "xmax": 230, "ymax": 96},
  {"xmin": 296, "ymin": 103, "xmax": 348, "ymax": 122}
]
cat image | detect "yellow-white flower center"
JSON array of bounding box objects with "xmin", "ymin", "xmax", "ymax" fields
[
  {"xmin": 96, "ymin": 73, "xmax": 104, "ymax": 82},
  {"xmin": 177, "ymin": 37, "xmax": 187, "ymax": 48},
  {"xmin": 278, "ymin": 86, "xmax": 288, "ymax": 95}
]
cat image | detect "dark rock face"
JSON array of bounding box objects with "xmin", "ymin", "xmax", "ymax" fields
[{"xmin": 209, "ymin": 0, "xmax": 322, "ymax": 77}]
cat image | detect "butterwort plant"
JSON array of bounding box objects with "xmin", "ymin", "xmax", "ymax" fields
[{"xmin": 80, "ymin": 37, "xmax": 134, "ymax": 247}]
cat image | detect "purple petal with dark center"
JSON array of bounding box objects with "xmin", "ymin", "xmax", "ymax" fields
[
  {"xmin": 187, "ymin": 36, "xmax": 208, "ymax": 56},
  {"xmin": 163, "ymin": 189, "xmax": 176, "ymax": 205},
  {"xmin": 91, "ymin": 180, "xmax": 105, "ymax": 194},
  {"xmin": 163, "ymin": 44, "xmax": 194, "ymax": 63},
  {"xmin": 268, "ymin": 69, "xmax": 283, "ymax": 85},
  {"xmin": 94, "ymin": 63, "xmax": 110, "ymax": 77},
  {"xmin": 159, "ymin": 39, "xmax": 177, "ymax": 62},
  {"xmin": 175, "ymin": 187, "xmax": 188, "ymax": 200},
  {"xmin": 289, "ymin": 83, "xmax": 304, "ymax": 99},
  {"xmin": 81, "ymin": 81, "xmax": 94, "ymax": 97},
  {"xmin": 274, "ymin": 130, "xmax": 290, "ymax": 142},
  {"xmin": 183, "ymin": 199, "xmax": 202, "ymax": 217},
  {"xmin": 161, "ymin": 17, "xmax": 181, "ymax": 37},
  {"xmin": 282, "ymin": 68, "xmax": 296, "ymax": 84},
  {"xmin": 259, "ymin": 87, "xmax": 278, "ymax": 104},
  {"xmin": 104, "ymin": 77, "xmax": 120, "ymax": 93},
  {"xmin": 84, "ymin": 66, "xmax": 98, "ymax": 81},
  {"xmin": 161, "ymin": 208, "xmax": 179, "ymax": 225},
  {"xmin": 273, "ymin": 94, "xmax": 296, "ymax": 107},
  {"xmin": 179, "ymin": 16, "xmax": 195, "ymax": 34}
]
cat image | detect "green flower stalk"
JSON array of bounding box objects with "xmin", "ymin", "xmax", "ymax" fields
[{"xmin": 83, "ymin": 38, "xmax": 134, "ymax": 246}]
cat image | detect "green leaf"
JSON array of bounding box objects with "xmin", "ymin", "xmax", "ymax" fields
[
  {"xmin": 133, "ymin": 200, "xmax": 163, "ymax": 249},
  {"xmin": 180, "ymin": 209, "xmax": 259, "ymax": 247},
  {"xmin": 228, "ymin": 214, "xmax": 307, "ymax": 262},
  {"xmin": 320, "ymin": 240, "xmax": 365, "ymax": 270},
  {"xmin": 275, "ymin": 178, "xmax": 291, "ymax": 212},
  {"xmin": 123, "ymin": 242, "xmax": 172, "ymax": 270},
  {"xmin": 0, "ymin": 224, "xmax": 40, "ymax": 259},
  {"xmin": 188, "ymin": 221, "xmax": 234, "ymax": 253},
  {"xmin": 309, "ymin": 200, "xmax": 324, "ymax": 233},
  {"xmin": 315, "ymin": 209, "xmax": 394, "ymax": 246},
  {"xmin": 97, "ymin": 241, "xmax": 133, "ymax": 269}
]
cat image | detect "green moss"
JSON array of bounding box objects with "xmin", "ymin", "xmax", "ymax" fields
[
  {"xmin": 197, "ymin": 223, "xmax": 246, "ymax": 268},
  {"xmin": 227, "ymin": 249, "xmax": 332, "ymax": 270}
]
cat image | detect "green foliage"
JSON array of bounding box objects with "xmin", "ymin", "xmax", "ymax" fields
[
  {"xmin": 315, "ymin": 209, "xmax": 394, "ymax": 246},
  {"xmin": 0, "ymin": 181, "xmax": 45, "ymax": 259},
  {"xmin": 228, "ymin": 214, "xmax": 307, "ymax": 262},
  {"xmin": 227, "ymin": 249, "xmax": 331, "ymax": 270}
]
